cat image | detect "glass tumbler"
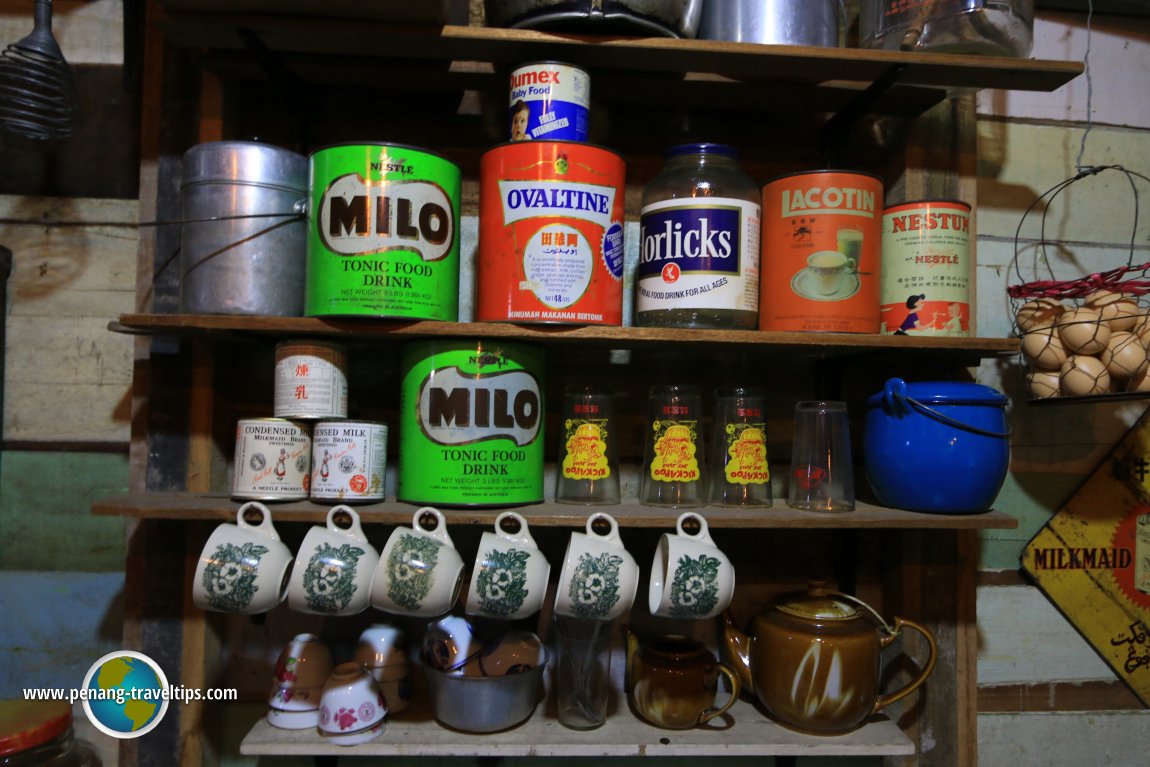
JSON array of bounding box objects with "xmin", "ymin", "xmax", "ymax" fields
[
  {"xmin": 640, "ymin": 385, "xmax": 705, "ymax": 507},
  {"xmin": 555, "ymin": 385, "xmax": 620, "ymax": 505},
  {"xmin": 553, "ymin": 615, "xmax": 613, "ymax": 730},
  {"xmin": 787, "ymin": 400, "xmax": 854, "ymax": 512},
  {"xmin": 709, "ymin": 387, "xmax": 772, "ymax": 507}
]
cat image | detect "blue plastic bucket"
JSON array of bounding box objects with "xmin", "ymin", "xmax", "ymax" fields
[{"xmin": 863, "ymin": 378, "xmax": 1010, "ymax": 513}]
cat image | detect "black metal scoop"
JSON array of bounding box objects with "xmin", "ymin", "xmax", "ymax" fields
[{"xmin": 0, "ymin": 0, "xmax": 75, "ymax": 140}]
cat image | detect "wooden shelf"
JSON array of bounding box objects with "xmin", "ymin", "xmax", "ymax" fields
[
  {"xmin": 155, "ymin": 20, "xmax": 1081, "ymax": 100},
  {"xmin": 239, "ymin": 701, "xmax": 914, "ymax": 758},
  {"xmin": 110, "ymin": 313, "xmax": 1019, "ymax": 363},
  {"xmin": 92, "ymin": 492, "xmax": 1018, "ymax": 530}
]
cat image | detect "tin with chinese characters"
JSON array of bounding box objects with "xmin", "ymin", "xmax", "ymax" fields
[{"xmin": 274, "ymin": 340, "xmax": 348, "ymax": 419}]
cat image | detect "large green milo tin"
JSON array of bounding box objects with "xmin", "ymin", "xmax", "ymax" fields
[
  {"xmin": 398, "ymin": 341, "xmax": 545, "ymax": 506},
  {"xmin": 306, "ymin": 143, "xmax": 461, "ymax": 319}
]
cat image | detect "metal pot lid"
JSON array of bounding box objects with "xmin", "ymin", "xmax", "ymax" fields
[
  {"xmin": 181, "ymin": 141, "xmax": 307, "ymax": 190},
  {"xmin": 865, "ymin": 377, "xmax": 1009, "ymax": 407}
]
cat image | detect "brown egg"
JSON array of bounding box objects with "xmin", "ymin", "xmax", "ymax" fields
[
  {"xmin": 1131, "ymin": 313, "xmax": 1150, "ymax": 345},
  {"xmin": 1025, "ymin": 369, "xmax": 1061, "ymax": 399},
  {"xmin": 1059, "ymin": 355, "xmax": 1111, "ymax": 396},
  {"xmin": 1057, "ymin": 307, "xmax": 1110, "ymax": 354},
  {"xmin": 1100, "ymin": 331, "xmax": 1149, "ymax": 380},
  {"xmin": 1085, "ymin": 289, "xmax": 1142, "ymax": 331},
  {"xmin": 1128, "ymin": 368, "xmax": 1150, "ymax": 392},
  {"xmin": 1021, "ymin": 328, "xmax": 1067, "ymax": 370},
  {"xmin": 1015, "ymin": 299, "xmax": 1064, "ymax": 332}
]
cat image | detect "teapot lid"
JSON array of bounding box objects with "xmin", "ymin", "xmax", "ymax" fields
[{"xmin": 771, "ymin": 581, "xmax": 890, "ymax": 628}]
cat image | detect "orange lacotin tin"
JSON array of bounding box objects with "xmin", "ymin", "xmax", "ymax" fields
[
  {"xmin": 759, "ymin": 170, "xmax": 883, "ymax": 333},
  {"xmin": 477, "ymin": 141, "xmax": 626, "ymax": 325}
]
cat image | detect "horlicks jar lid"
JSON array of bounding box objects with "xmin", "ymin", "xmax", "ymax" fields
[{"xmin": 665, "ymin": 142, "xmax": 739, "ymax": 160}]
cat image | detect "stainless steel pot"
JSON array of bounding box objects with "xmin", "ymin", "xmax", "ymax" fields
[
  {"xmin": 179, "ymin": 141, "xmax": 307, "ymax": 316},
  {"xmin": 698, "ymin": 0, "xmax": 842, "ymax": 47},
  {"xmin": 421, "ymin": 651, "xmax": 548, "ymax": 732},
  {"xmin": 484, "ymin": 0, "xmax": 703, "ymax": 38}
]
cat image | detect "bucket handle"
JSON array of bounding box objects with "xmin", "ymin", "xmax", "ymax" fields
[{"xmin": 882, "ymin": 378, "xmax": 1012, "ymax": 439}]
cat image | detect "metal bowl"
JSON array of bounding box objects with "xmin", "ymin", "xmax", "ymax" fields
[
  {"xmin": 421, "ymin": 649, "xmax": 548, "ymax": 732},
  {"xmin": 484, "ymin": 0, "xmax": 702, "ymax": 39}
]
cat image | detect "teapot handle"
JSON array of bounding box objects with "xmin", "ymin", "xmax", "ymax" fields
[
  {"xmin": 872, "ymin": 616, "xmax": 937, "ymax": 714},
  {"xmin": 697, "ymin": 662, "xmax": 741, "ymax": 725}
]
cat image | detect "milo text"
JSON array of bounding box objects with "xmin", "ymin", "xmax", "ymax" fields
[
  {"xmin": 319, "ymin": 174, "xmax": 454, "ymax": 261},
  {"xmin": 418, "ymin": 366, "xmax": 541, "ymax": 448}
]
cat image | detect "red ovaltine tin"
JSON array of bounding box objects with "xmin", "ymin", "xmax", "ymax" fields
[{"xmin": 476, "ymin": 141, "xmax": 626, "ymax": 325}]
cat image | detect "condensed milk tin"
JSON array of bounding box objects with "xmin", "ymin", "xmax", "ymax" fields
[
  {"xmin": 398, "ymin": 341, "xmax": 545, "ymax": 507},
  {"xmin": 509, "ymin": 61, "xmax": 590, "ymax": 142},
  {"xmin": 232, "ymin": 418, "xmax": 311, "ymax": 500},
  {"xmin": 759, "ymin": 170, "xmax": 883, "ymax": 333},
  {"xmin": 476, "ymin": 141, "xmax": 625, "ymax": 325},
  {"xmin": 880, "ymin": 200, "xmax": 972, "ymax": 336},
  {"xmin": 310, "ymin": 420, "xmax": 388, "ymax": 503},
  {"xmin": 274, "ymin": 340, "xmax": 349, "ymax": 419},
  {"xmin": 305, "ymin": 143, "xmax": 461, "ymax": 320}
]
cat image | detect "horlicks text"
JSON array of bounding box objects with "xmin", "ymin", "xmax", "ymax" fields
[{"xmin": 639, "ymin": 207, "xmax": 740, "ymax": 275}]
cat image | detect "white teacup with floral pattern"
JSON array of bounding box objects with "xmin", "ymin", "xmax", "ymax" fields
[
  {"xmin": 193, "ymin": 502, "xmax": 293, "ymax": 614},
  {"xmin": 648, "ymin": 512, "xmax": 735, "ymax": 620},
  {"xmin": 369, "ymin": 507, "xmax": 464, "ymax": 618},
  {"xmin": 287, "ymin": 505, "xmax": 379, "ymax": 616},
  {"xmin": 554, "ymin": 512, "xmax": 639, "ymax": 620},
  {"xmin": 465, "ymin": 512, "xmax": 550, "ymax": 621}
]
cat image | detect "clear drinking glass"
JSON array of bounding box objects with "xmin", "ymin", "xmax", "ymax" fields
[
  {"xmin": 709, "ymin": 387, "xmax": 772, "ymax": 507},
  {"xmin": 787, "ymin": 400, "xmax": 855, "ymax": 512},
  {"xmin": 555, "ymin": 385, "xmax": 621, "ymax": 505},
  {"xmin": 554, "ymin": 615, "xmax": 613, "ymax": 730},
  {"xmin": 640, "ymin": 385, "xmax": 705, "ymax": 507}
]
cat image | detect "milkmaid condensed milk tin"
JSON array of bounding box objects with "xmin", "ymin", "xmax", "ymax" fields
[
  {"xmin": 310, "ymin": 420, "xmax": 388, "ymax": 503},
  {"xmin": 759, "ymin": 170, "xmax": 883, "ymax": 333},
  {"xmin": 508, "ymin": 61, "xmax": 590, "ymax": 143},
  {"xmin": 880, "ymin": 200, "xmax": 972, "ymax": 336},
  {"xmin": 305, "ymin": 143, "xmax": 461, "ymax": 320},
  {"xmin": 398, "ymin": 341, "xmax": 545, "ymax": 507},
  {"xmin": 476, "ymin": 141, "xmax": 625, "ymax": 325},
  {"xmin": 232, "ymin": 418, "xmax": 311, "ymax": 500}
]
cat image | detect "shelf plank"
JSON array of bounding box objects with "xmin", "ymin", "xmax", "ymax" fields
[
  {"xmin": 110, "ymin": 313, "xmax": 1020, "ymax": 362},
  {"xmin": 156, "ymin": 19, "xmax": 1081, "ymax": 94},
  {"xmin": 239, "ymin": 702, "xmax": 914, "ymax": 758},
  {"xmin": 91, "ymin": 493, "xmax": 1018, "ymax": 530}
]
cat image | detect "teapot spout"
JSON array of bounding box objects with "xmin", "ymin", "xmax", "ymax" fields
[{"xmin": 720, "ymin": 608, "xmax": 753, "ymax": 697}]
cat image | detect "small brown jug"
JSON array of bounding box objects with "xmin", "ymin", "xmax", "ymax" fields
[
  {"xmin": 720, "ymin": 582, "xmax": 937, "ymax": 734},
  {"xmin": 623, "ymin": 626, "xmax": 740, "ymax": 730}
]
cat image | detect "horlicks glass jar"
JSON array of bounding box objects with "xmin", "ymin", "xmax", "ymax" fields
[{"xmin": 637, "ymin": 144, "xmax": 760, "ymax": 329}]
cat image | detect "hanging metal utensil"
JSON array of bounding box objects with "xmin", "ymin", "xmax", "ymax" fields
[{"xmin": 0, "ymin": 0, "xmax": 75, "ymax": 140}]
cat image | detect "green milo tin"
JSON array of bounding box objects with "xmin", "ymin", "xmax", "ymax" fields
[
  {"xmin": 398, "ymin": 341, "xmax": 545, "ymax": 506},
  {"xmin": 306, "ymin": 143, "xmax": 461, "ymax": 319}
]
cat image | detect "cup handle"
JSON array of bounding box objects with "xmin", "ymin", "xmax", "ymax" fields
[
  {"xmin": 236, "ymin": 502, "xmax": 281, "ymax": 541},
  {"xmin": 327, "ymin": 504, "xmax": 366, "ymax": 540},
  {"xmin": 873, "ymin": 616, "xmax": 938, "ymax": 713},
  {"xmin": 413, "ymin": 506, "xmax": 454, "ymax": 547},
  {"xmin": 697, "ymin": 662, "xmax": 741, "ymax": 725},
  {"xmin": 676, "ymin": 511, "xmax": 714, "ymax": 546},
  {"xmin": 495, "ymin": 511, "xmax": 536, "ymax": 548},
  {"xmin": 586, "ymin": 512, "xmax": 620, "ymax": 544}
]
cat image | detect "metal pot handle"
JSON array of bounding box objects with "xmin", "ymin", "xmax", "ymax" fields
[
  {"xmin": 872, "ymin": 616, "xmax": 938, "ymax": 714},
  {"xmin": 882, "ymin": 377, "xmax": 1012, "ymax": 439}
]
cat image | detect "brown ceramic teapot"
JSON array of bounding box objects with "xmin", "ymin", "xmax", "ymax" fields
[
  {"xmin": 623, "ymin": 626, "xmax": 740, "ymax": 730},
  {"xmin": 720, "ymin": 582, "xmax": 936, "ymax": 734}
]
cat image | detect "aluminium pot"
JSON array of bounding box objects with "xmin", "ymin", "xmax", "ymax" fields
[
  {"xmin": 698, "ymin": 0, "xmax": 842, "ymax": 47},
  {"xmin": 484, "ymin": 0, "xmax": 702, "ymax": 38},
  {"xmin": 421, "ymin": 650, "xmax": 548, "ymax": 732}
]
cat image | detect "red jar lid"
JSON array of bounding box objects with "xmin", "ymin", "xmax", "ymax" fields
[{"xmin": 0, "ymin": 700, "xmax": 72, "ymax": 756}]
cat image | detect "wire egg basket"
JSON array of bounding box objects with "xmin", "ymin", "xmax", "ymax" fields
[{"xmin": 1007, "ymin": 165, "xmax": 1150, "ymax": 402}]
